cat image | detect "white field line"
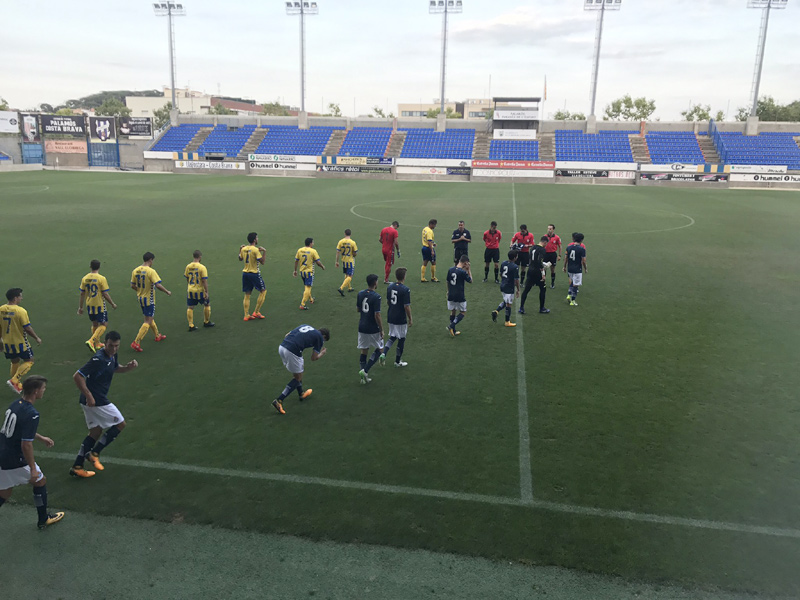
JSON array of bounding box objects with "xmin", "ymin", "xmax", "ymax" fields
[
  {"xmin": 511, "ymin": 181, "xmax": 534, "ymax": 504},
  {"xmin": 38, "ymin": 450, "xmax": 800, "ymax": 540}
]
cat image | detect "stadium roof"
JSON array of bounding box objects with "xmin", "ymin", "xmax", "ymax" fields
[{"xmin": 492, "ymin": 97, "xmax": 541, "ymax": 103}]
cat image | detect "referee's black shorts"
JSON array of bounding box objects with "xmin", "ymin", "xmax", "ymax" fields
[
  {"xmin": 544, "ymin": 251, "xmax": 558, "ymax": 265},
  {"xmin": 518, "ymin": 251, "xmax": 531, "ymax": 267},
  {"xmin": 484, "ymin": 247, "xmax": 500, "ymax": 264}
]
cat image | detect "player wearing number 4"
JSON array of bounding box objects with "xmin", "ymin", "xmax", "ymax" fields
[
  {"xmin": 272, "ymin": 324, "xmax": 329, "ymax": 415},
  {"xmin": 240, "ymin": 232, "xmax": 267, "ymax": 321},
  {"xmin": 384, "ymin": 267, "xmax": 411, "ymax": 367},
  {"xmin": 69, "ymin": 331, "xmax": 138, "ymax": 478},
  {"xmin": 1, "ymin": 288, "xmax": 42, "ymax": 395},
  {"xmin": 185, "ymin": 250, "xmax": 214, "ymax": 331},
  {"xmin": 446, "ymin": 256, "xmax": 472, "ymax": 336},
  {"xmin": 130, "ymin": 252, "xmax": 171, "ymax": 352},
  {"xmin": 78, "ymin": 260, "xmax": 117, "ymax": 353},
  {"xmin": 357, "ymin": 274, "xmax": 385, "ymax": 384},
  {"xmin": 335, "ymin": 229, "xmax": 358, "ymax": 296},
  {"xmin": 492, "ymin": 250, "xmax": 520, "ymax": 327},
  {"xmin": 564, "ymin": 232, "xmax": 587, "ymax": 306},
  {"xmin": 0, "ymin": 375, "xmax": 65, "ymax": 529}
]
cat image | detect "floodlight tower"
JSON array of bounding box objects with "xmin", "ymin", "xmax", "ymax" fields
[
  {"xmin": 429, "ymin": 0, "xmax": 463, "ymax": 114},
  {"xmin": 153, "ymin": 2, "xmax": 187, "ymax": 111},
  {"xmin": 584, "ymin": 0, "xmax": 622, "ymax": 117},
  {"xmin": 286, "ymin": 1, "xmax": 319, "ymax": 113},
  {"xmin": 747, "ymin": 0, "xmax": 789, "ymax": 117}
]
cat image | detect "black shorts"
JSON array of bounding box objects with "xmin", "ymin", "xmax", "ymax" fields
[
  {"xmin": 518, "ymin": 251, "xmax": 531, "ymax": 267},
  {"xmin": 454, "ymin": 247, "xmax": 469, "ymax": 263},
  {"xmin": 484, "ymin": 248, "xmax": 500, "ymax": 263},
  {"xmin": 544, "ymin": 252, "xmax": 558, "ymax": 265}
]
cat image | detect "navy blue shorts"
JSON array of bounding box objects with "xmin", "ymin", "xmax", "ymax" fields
[
  {"xmin": 242, "ymin": 272, "xmax": 266, "ymax": 293},
  {"xmin": 342, "ymin": 264, "xmax": 354, "ymax": 276},
  {"xmin": 421, "ymin": 246, "xmax": 435, "ymax": 262},
  {"xmin": 88, "ymin": 311, "xmax": 108, "ymax": 323},
  {"xmin": 140, "ymin": 303, "xmax": 155, "ymax": 318},
  {"xmin": 187, "ymin": 293, "xmax": 208, "ymax": 307},
  {"xmin": 4, "ymin": 349, "xmax": 33, "ymax": 361},
  {"xmin": 300, "ymin": 272, "xmax": 314, "ymax": 287}
]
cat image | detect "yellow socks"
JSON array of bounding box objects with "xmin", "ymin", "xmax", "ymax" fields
[
  {"xmin": 431, "ymin": 265, "xmax": 437, "ymax": 279},
  {"xmin": 150, "ymin": 321, "xmax": 160, "ymax": 337},
  {"xmin": 187, "ymin": 309, "xmax": 194, "ymax": 327},
  {"xmin": 91, "ymin": 325, "xmax": 106, "ymax": 346},
  {"xmin": 243, "ymin": 295, "xmax": 251, "ymax": 317},
  {"xmin": 342, "ymin": 275, "xmax": 352, "ymax": 291},
  {"xmin": 135, "ymin": 323, "xmax": 150, "ymax": 343},
  {"xmin": 9, "ymin": 362, "xmax": 19, "ymax": 379},
  {"xmin": 14, "ymin": 361, "xmax": 33, "ymax": 383},
  {"xmin": 255, "ymin": 290, "xmax": 266, "ymax": 313},
  {"xmin": 203, "ymin": 305, "xmax": 211, "ymax": 323},
  {"xmin": 301, "ymin": 286, "xmax": 312, "ymax": 306},
  {"xmin": 421, "ymin": 265, "xmax": 427, "ymax": 280}
]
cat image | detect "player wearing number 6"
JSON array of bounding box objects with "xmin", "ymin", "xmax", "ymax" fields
[
  {"xmin": 272, "ymin": 324, "xmax": 329, "ymax": 415},
  {"xmin": 357, "ymin": 274, "xmax": 385, "ymax": 384},
  {"xmin": 335, "ymin": 229, "xmax": 358, "ymax": 296},
  {"xmin": 130, "ymin": 252, "xmax": 171, "ymax": 352},
  {"xmin": 185, "ymin": 250, "xmax": 214, "ymax": 331},
  {"xmin": 78, "ymin": 260, "xmax": 117, "ymax": 353}
]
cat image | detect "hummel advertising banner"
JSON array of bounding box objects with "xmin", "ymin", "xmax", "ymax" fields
[
  {"xmin": 88, "ymin": 117, "xmax": 116, "ymax": 143},
  {"xmin": 118, "ymin": 117, "xmax": 153, "ymax": 138},
  {"xmin": 40, "ymin": 115, "xmax": 86, "ymax": 137},
  {"xmin": 0, "ymin": 111, "xmax": 19, "ymax": 134}
]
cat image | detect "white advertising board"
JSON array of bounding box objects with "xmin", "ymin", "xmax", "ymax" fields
[
  {"xmin": 728, "ymin": 165, "xmax": 787, "ymax": 174},
  {"xmin": 144, "ymin": 151, "xmax": 175, "ymax": 159},
  {"xmin": 397, "ymin": 167, "xmax": 449, "ymax": 175},
  {"xmin": 249, "ymin": 161, "xmax": 316, "ymax": 171},
  {"xmin": 493, "ymin": 129, "xmax": 537, "ymax": 140},
  {"xmin": 174, "ymin": 161, "xmax": 246, "ymax": 170},
  {"xmin": 494, "ymin": 109, "xmax": 539, "ymax": 121},
  {"xmin": 640, "ymin": 163, "xmax": 700, "ymax": 173},
  {"xmin": 0, "ymin": 111, "xmax": 19, "ymax": 134},
  {"xmin": 556, "ymin": 161, "xmax": 638, "ymax": 171},
  {"xmin": 609, "ymin": 171, "xmax": 636, "ymax": 180},
  {"xmin": 395, "ymin": 158, "xmax": 472, "ymax": 167},
  {"xmin": 472, "ymin": 169, "xmax": 553, "ymax": 178},
  {"xmin": 729, "ymin": 173, "xmax": 800, "ymax": 183},
  {"xmin": 248, "ymin": 153, "xmax": 316, "ymax": 164}
]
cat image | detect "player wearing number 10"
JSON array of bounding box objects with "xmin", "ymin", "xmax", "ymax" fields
[
  {"xmin": 130, "ymin": 252, "xmax": 171, "ymax": 352},
  {"xmin": 335, "ymin": 229, "xmax": 358, "ymax": 296},
  {"xmin": 185, "ymin": 250, "xmax": 214, "ymax": 331},
  {"xmin": 78, "ymin": 260, "xmax": 117, "ymax": 353}
]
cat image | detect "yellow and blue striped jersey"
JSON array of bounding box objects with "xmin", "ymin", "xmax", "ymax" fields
[
  {"xmin": 240, "ymin": 245, "xmax": 262, "ymax": 273},
  {"xmin": 80, "ymin": 273, "xmax": 110, "ymax": 314},
  {"xmin": 336, "ymin": 238, "xmax": 358, "ymax": 267},
  {"xmin": 422, "ymin": 226, "xmax": 435, "ymax": 247},
  {"xmin": 184, "ymin": 262, "xmax": 208, "ymax": 294},
  {"xmin": 0, "ymin": 304, "xmax": 31, "ymax": 353},
  {"xmin": 295, "ymin": 246, "xmax": 320, "ymax": 275},
  {"xmin": 131, "ymin": 266, "xmax": 161, "ymax": 307}
]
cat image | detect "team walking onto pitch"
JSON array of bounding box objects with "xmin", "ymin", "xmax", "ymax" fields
[{"xmin": 0, "ymin": 214, "xmax": 587, "ymax": 526}]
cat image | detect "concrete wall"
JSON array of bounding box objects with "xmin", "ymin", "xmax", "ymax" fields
[
  {"xmin": 44, "ymin": 153, "xmax": 88, "ymax": 168},
  {"xmin": 120, "ymin": 140, "xmax": 151, "ymax": 170},
  {"xmin": 0, "ymin": 135, "xmax": 22, "ymax": 163}
]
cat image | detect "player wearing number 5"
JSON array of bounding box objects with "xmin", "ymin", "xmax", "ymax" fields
[
  {"xmin": 1, "ymin": 289, "xmax": 42, "ymax": 396},
  {"xmin": 130, "ymin": 252, "xmax": 171, "ymax": 352},
  {"xmin": 185, "ymin": 250, "xmax": 214, "ymax": 331},
  {"xmin": 335, "ymin": 229, "xmax": 358, "ymax": 296},
  {"xmin": 78, "ymin": 260, "xmax": 117, "ymax": 353},
  {"xmin": 294, "ymin": 237, "xmax": 325, "ymax": 310},
  {"xmin": 239, "ymin": 232, "xmax": 267, "ymax": 321},
  {"xmin": 272, "ymin": 324, "xmax": 329, "ymax": 415},
  {"xmin": 384, "ymin": 268, "xmax": 411, "ymax": 367}
]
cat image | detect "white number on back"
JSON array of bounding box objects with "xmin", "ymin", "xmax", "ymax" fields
[
  {"xmin": 501, "ymin": 266, "xmax": 508, "ymax": 279},
  {"xmin": 0, "ymin": 409, "xmax": 16, "ymax": 438},
  {"xmin": 298, "ymin": 325, "xmax": 314, "ymax": 333},
  {"xmin": 362, "ymin": 297, "xmax": 370, "ymax": 313},
  {"xmin": 569, "ymin": 250, "xmax": 576, "ymax": 261},
  {"xmin": 450, "ymin": 272, "xmax": 458, "ymax": 285},
  {"xmin": 390, "ymin": 290, "xmax": 398, "ymax": 305}
]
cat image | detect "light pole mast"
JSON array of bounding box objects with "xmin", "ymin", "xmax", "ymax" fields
[
  {"xmin": 584, "ymin": 0, "xmax": 622, "ymax": 117},
  {"xmin": 286, "ymin": 1, "xmax": 320, "ymax": 113},
  {"xmin": 429, "ymin": 0, "xmax": 463, "ymax": 114},
  {"xmin": 153, "ymin": 2, "xmax": 187, "ymax": 110},
  {"xmin": 747, "ymin": 0, "xmax": 789, "ymax": 117}
]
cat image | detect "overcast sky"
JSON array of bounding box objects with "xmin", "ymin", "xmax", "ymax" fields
[{"xmin": 1, "ymin": 0, "xmax": 798, "ymax": 119}]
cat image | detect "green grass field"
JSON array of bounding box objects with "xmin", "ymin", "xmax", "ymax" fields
[{"xmin": 2, "ymin": 171, "xmax": 800, "ymax": 595}]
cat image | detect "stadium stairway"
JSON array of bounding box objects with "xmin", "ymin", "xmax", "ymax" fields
[
  {"xmin": 385, "ymin": 130, "xmax": 406, "ymax": 158},
  {"xmin": 697, "ymin": 134, "xmax": 720, "ymax": 164},
  {"xmin": 236, "ymin": 128, "xmax": 268, "ymax": 160},
  {"xmin": 323, "ymin": 130, "xmax": 347, "ymax": 156},
  {"xmin": 629, "ymin": 135, "xmax": 651, "ymax": 164},
  {"xmin": 472, "ymin": 132, "xmax": 491, "ymax": 159},
  {"xmin": 185, "ymin": 128, "xmax": 213, "ymax": 153},
  {"xmin": 537, "ymin": 133, "xmax": 555, "ymax": 161},
  {"xmin": 794, "ymin": 135, "xmax": 800, "ymax": 152}
]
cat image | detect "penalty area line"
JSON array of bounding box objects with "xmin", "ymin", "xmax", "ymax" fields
[{"xmin": 38, "ymin": 450, "xmax": 800, "ymax": 540}]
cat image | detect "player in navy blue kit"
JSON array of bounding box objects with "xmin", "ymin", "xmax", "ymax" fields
[
  {"xmin": 273, "ymin": 324, "xmax": 330, "ymax": 414},
  {"xmin": 357, "ymin": 274, "xmax": 385, "ymax": 384},
  {"xmin": 563, "ymin": 232, "xmax": 587, "ymax": 306},
  {"xmin": 451, "ymin": 220, "xmax": 472, "ymax": 265},
  {"xmin": 519, "ymin": 236, "xmax": 551, "ymax": 315},
  {"xmin": 446, "ymin": 255, "xmax": 472, "ymax": 337},
  {"xmin": 492, "ymin": 251, "xmax": 520, "ymax": 327},
  {"xmin": 69, "ymin": 331, "xmax": 139, "ymax": 478},
  {"xmin": 0, "ymin": 375, "xmax": 64, "ymax": 529},
  {"xmin": 384, "ymin": 268, "xmax": 412, "ymax": 367}
]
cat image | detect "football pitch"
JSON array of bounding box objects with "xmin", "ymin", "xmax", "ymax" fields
[{"xmin": 2, "ymin": 170, "xmax": 800, "ymax": 595}]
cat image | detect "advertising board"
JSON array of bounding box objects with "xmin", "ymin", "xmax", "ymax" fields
[
  {"xmin": 728, "ymin": 165, "xmax": 787, "ymax": 174},
  {"xmin": 248, "ymin": 153, "xmax": 316, "ymax": 163},
  {"xmin": 249, "ymin": 161, "xmax": 315, "ymax": 171},
  {"xmin": 729, "ymin": 173, "xmax": 800, "ymax": 183},
  {"xmin": 472, "ymin": 169, "xmax": 553, "ymax": 178},
  {"xmin": 640, "ymin": 173, "xmax": 728, "ymax": 182},
  {"xmin": 555, "ymin": 169, "xmax": 608, "ymax": 178},
  {"xmin": 395, "ymin": 158, "xmax": 472, "ymax": 168},
  {"xmin": 175, "ymin": 161, "xmax": 246, "ymax": 170},
  {"xmin": 473, "ymin": 159, "xmax": 554, "ymax": 170},
  {"xmin": 119, "ymin": 117, "xmax": 153, "ymax": 138},
  {"xmin": 555, "ymin": 161, "xmax": 637, "ymax": 171},
  {"xmin": 0, "ymin": 111, "xmax": 20, "ymax": 134},
  {"xmin": 316, "ymin": 165, "xmax": 392, "ymax": 174},
  {"xmin": 494, "ymin": 109, "xmax": 539, "ymax": 120},
  {"xmin": 40, "ymin": 115, "xmax": 85, "ymax": 136},
  {"xmin": 640, "ymin": 163, "xmax": 700, "ymax": 173},
  {"xmin": 317, "ymin": 156, "xmax": 394, "ymax": 166},
  {"xmin": 493, "ymin": 129, "xmax": 537, "ymax": 140},
  {"xmin": 20, "ymin": 114, "xmax": 40, "ymax": 142},
  {"xmin": 88, "ymin": 117, "xmax": 116, "ymax": 143},
  {"xmin": 44, "ymin": 140, "xmax": 87, "ymax": 154},
  {"xmin": 609, "ymin": 171, "xmax": 636, "ymax": 180}
]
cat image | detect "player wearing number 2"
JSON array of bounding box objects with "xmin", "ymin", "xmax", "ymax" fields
[
  {"xmin": 185, "ymin": 250, "xmax": 214, "ymax": 331},
  {"xmin": 272, "ymin": 324, "xmax": 330, "ymax": 415},
  {"xmin": 294, "ymin": 237, "xmax": 326, "ymax": 310},
  {"xmin": 78, "ymin": 260, "xmax": 117, "ymax": 353},
  {"xmin": 492, "ymin": 250, "xmax": 520, "ymax": 327}
]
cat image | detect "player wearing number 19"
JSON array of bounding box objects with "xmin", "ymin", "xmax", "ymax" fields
[
  {"xmin": 0, "ymin": 375, "xmax": 65, "ymax": 529},
  {"xmin": 446, "ymin": 256, "xmax": 472, "ymax": 337},
  {"xmin": 239, "ymin": 232, "xmax": 267, "ymax": 321},
  {"xmin": 272, "ymin": 324, "xmax": 329, "ymax": 415},
  {"xmin": 78, "ymin": 260, "xmax": 117, "ymax": 353},
  {"xmin": 185, "ymin": 250, "xmax": 214, "ymax": 331},
  {"xmin": 130, "ymin": 252, "xmax": 171, "ymax": 352},
  {"xmin": 335, "ymin": 229, "xmax": 358, "ymax": 296},
  {"xmin": 1, "ymin": 288, "xmax": 42, "ymax": 395}
]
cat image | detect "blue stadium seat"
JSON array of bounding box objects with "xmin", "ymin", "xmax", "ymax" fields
[
  {"xmin": 717, "ymin": 132, "xmax": 800, "ymax": 169},
  {"xmin": 151, "ymin": 123, "xmax": 213, "ymax": 152},
  {"xmin": 554, "ymin": 130, "xmax": 634, "ymax": 162},
  {"xmin": 645, "ymin": 131, "xmax": 706, "ymax": 164},
  {"xmin": 338, "ymin": 127, "xmax": 393, "ymax": 157},
  {"xmin": 398, "ymin": 128, "xmax": 475, "ymax": 159},
  {"xmin": 488, "ymin": 140, "xmax": 539, "ymax": 160},
  {"xmin": 255, "ymin": 126, "xmax": 344, "ymax": 156}
]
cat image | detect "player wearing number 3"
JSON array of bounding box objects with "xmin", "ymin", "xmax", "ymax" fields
[{"xmin": 78, "ymin": 260, "xmax": 117, "ymax": 353}]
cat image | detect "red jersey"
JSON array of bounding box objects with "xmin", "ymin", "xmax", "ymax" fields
[
  {"xmin": 511, "ymin": 232, "xmax": 534, "ymax": 253},
  {"xmin": 380, "ymin": 226, "xmax": 398, "ymax": 252},
  {"xmin": 544, "ymin": 234, "xmax": 561, "ymax": 253},
  {"xmin": 483, "ymin": 229, "xmax": 502, "ymax": 249}
]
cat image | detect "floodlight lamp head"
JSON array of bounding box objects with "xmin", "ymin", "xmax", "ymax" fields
[
  {"xmin": 153, "ymin": 1, "xmax": 186, "ymax": 16},
  {"xmin": 584, "ymin": 0, "xmax": 622, "ymax": 10},
  {"xmin": 747, "ymin": 0, "xmax": 788, "ymax": 7},
  {"xmin": 429, "ymin": 0, "xmax": 460, "ymax": 14}
]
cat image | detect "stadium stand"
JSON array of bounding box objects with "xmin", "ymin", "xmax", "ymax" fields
[
  {"xmin": 489, "ymin": 139, "xmax": 539, "ymax": 160},
  {"xmin": 0, "ymin": 153, "xmax": 10, "ymax": 161},
  {"xmin": 197, "ymin": 124, "xmax": 257, "ymax": 157},
  {"xmin": 555, "ymin": 130, "xmax": 635, "ymax": 162},
  {"xmin": 715, "ymin": 131, "xmax": 800, "ymax": 170},
  {"xmin": 399, "ymin": 128, "xmax": 475, "ymax": 159},
  {"xmin": 645, "ymin": 131, "xmax": 706, "ymax": 164},
  {"xmin": 338, "ymin": 127, "xmax": 393, "ymax": 157},
  {"xmin": 150, "ymin": 123, "xmax": 211, "ymax": 152},
  {"xmin": 254, "ymin": 125, "xmax": 344, "ymax": 156}
]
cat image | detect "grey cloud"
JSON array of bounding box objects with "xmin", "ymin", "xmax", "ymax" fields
[{"xmin": 453, "ymin": 15, "xmax": 592, "ymax": 48}]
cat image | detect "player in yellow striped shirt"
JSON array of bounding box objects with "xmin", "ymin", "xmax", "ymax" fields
[
  {"xmin": 421, "ymin": 219, "xmax": 439, "ymax": 282},
  {"xmin": 239, "ymin": 232, "xmax": 267, "ymax": 321},
  {"xmin": 334, "ymin": 229, "xmax": 358, "ymax": 297},
  {"xmin": 184, "ymin": 250, "xmax": 214, "ymax": 331},
  {"xmin": 294, "ymin": 237, "xmax": 326, "ymax": 310},
  {"xmin": 77, "ymin": 260, "xmax": 117, "ymax": 353},
  {"xmin": 130, "ymin": 252, "xmax": 171, "ymax": 352},
  {"xmin": 1, "ymin": 288, "xmax": 42, "ymax": 395}
]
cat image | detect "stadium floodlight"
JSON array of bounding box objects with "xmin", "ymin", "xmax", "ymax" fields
[
  {"xmin": 429, "ymin": 0, "xmax": 463, "ymax": 114},
  {"xmin": 584, "ymin": 0, "xmax": 622, "ymax": 118},
  {"xmin": 747, "ymin": 0, "xmax": 789, "ymax": 118},
  {"xmin": 153, "ymin": 2, "xmax": 187, "ymax": 112},
  {"xmin": 286, "ymin": 1, "xmax": 319, "ymax": 113}
]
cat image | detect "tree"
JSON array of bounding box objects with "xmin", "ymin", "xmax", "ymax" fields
[
  {"xmin": 38, "ymin": 103, "xmax": 55, "ymax": 113},
  {"xmin": 553, "ymin": 109, "xmax": 586, "ymax": 121},
  {"xmin": 426, "ymin": 107, "xmax": 462, "ymax": 119},
  {"xmin": 153, "ymin": 102, "xmax": 173, "ymax": 129},
  {"xmin": 680, "ymin": 104, "xmax": 726, "ymax": 122},
  {"xmin": 327, "ymin": 102, "xmax": 342, "ymax": 117},
  {"xmin": 210, "ymin": 102, "xmax": 234, "ymax": 115},
  {"xmin": 735, "ymin": 96, "xmax": 800, "ymax": 122},
  {"xmin": 484, "ymin": 108, "xmax": 494, "ymax": 120},
  {"xmin": 55, "ymin": 108, "xmax": 74, "ymax": 116},
  {"xmin": 602, "ymin": 95, "xmax": 656, "ymax": 121},
  {"xmin": 0, "ymin": 97, "xmax": 9, "ymax": 111},
  {"xmin": 372, "ymin": 106, "xmax": 386, "ymax": 118},
  {"xmin": 95, "ymin": 97, "xmax": 131, "ymax": 117},
  {"xmin": 261, "ymin": 101, "xmax": 291, "ymax": 116}
]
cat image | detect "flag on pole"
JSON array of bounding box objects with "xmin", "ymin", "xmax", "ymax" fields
[{"xmin": 544, "ymin": 75, "xmax": 547, "ymax": 101}]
